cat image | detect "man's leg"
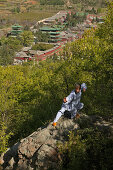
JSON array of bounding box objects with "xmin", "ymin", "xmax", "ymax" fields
[
  {"xmin": 53, "ymin": 107, "xmax": 66, "ymax": 123},
  {"xmin": 76, "ymin": 103, "xmax": 84, "ymax": 119},
  {"xmin": 77, "ymin": 103, "xmax": 84, "ymax": 111},
  {"xmin": 71, "ymin": 103, "xmax": 84, "ymax": 119},
  {"xmin": 71, "ymin": 108, "xmax": 77, "ymax": 119}
]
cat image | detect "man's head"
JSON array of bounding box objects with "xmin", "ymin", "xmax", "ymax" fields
[{"xmin": 75, "ymin": 83, "xmax": 81, "ymax": 93}]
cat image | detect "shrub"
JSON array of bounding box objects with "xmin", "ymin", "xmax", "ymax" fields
[{"xmin": 58, "ymin": 128, "xmax": 113, "ymax": 170}]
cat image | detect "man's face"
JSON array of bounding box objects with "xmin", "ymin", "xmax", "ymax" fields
[{"xmin": 75, "ymin": 87, "xmax": 80, "ymax": 93}]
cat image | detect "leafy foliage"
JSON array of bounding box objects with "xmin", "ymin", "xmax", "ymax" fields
[
  {"xmin": 0, "ymin": 45, "xmax": 14, "ymax": 66},
  {"xmin": 20, "ymin": 30, "xmax": 34, "ymax": 46},
  {"xmin": 57, "ymin": 2, "xmax": 113, "ymax": 168},
  {"xmin": 0, "ymin": 122, "xmax": 13, "ymax": 153},
  {"xmin": 32, "ymin": 43, "xmax": 54, "ymax": 51},
  {"xmin": 34, "ymin": 31, "xmax": 50, "ymax": 43},
  {"xmin": 0, "ymin": 36, "xmax": 22, "ymax": 65},
  {"xmin": 66, "ymin": 12, "xmax": 87, "ymax": 27},
  {"xmin": 58, "ymin": 128, "xmax": 113, "ymax": 170}
]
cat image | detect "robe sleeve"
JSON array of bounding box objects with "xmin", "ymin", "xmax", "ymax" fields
[
  {"xmin": 65, "ymin": 91, "xmax": 74, "ymax": 104},
  {"xmin": 81, "ymin": 83, "xmax": 87, "ymax": 90}
]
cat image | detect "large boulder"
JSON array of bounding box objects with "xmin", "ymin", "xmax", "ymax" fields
[
  {"xmin": 0, "ymin": 116, "xmax": 79, "ymax": 170},
  {"xmin": 0, "ymin": 114, "xmax": 113, "ymax": 170}
]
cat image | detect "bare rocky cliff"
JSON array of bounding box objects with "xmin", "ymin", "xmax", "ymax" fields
[{"xmin": 0, "ymin": 114, "xmax": 113, "ymax": 170}]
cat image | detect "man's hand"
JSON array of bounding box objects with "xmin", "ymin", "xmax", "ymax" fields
[
  {"xmin": 63, "ymin": 97, "xmax": 67, "ymax": 103},
  {"xmin": 83, "ymin": 88, "xmax": 86, "ymax": 92}
]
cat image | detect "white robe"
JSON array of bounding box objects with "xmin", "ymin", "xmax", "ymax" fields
[
  {"xmin": 53, "ymin": 90, "xmax": 84, "ymax": 123},
  {"xmin": 63, "ymin": 90, "xmax": 82, "ymax": 111}
]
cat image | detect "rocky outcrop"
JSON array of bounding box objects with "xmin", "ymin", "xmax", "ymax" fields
[{"xmin": 0, "ymin": 114, "xmax": 113, "ymax": 170}]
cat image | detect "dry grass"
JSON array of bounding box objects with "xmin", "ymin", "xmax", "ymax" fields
[{"xmin": 6, "ymin": 10, "xmax": 57, "ymax": 22}]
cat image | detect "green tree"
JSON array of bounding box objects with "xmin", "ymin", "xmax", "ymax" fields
[
  {"xmin": 0, "ymin": 36, "xmax": 22, "ymax": 66},
  {"xmin": 0, "ymin": 122, "xmax": 13, "ymax": 154},
  {"xmin": 35, "ymin": 31, "xmax": 50, "ymax": 42},
  {"xmin": 97, "ymin": 8, "xmax": 101, "ymax": 14},
  {"xmin": 0, "ymin": 45, "xmax": 14, "ymax": 65},
  {"xmin": 58, "ymin": 129, "xmax": 113, "ymax": 170},
  {"xmin": 16, "ymin": 7, "xmax": 20, "ymax": 13},
  {"xmin": 24, "ymin": 25, "xmax": 30, "ymax": 31},
  {"xmin": 20, "ymin": 31, "xmax": 34, "ymax": 46},
  {"xmin": 1, "ymin": 36, "xmax": 22, "ymax": 51}
]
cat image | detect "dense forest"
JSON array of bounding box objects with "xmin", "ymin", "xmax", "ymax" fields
[{"xmin": 0, "ymin": 1, "xmax": 113, "ymax": 169}]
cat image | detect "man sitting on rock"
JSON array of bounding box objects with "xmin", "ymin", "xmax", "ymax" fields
[{"xmin": 52, "ymin": 83, "xmax": 87, "ymax": 127}]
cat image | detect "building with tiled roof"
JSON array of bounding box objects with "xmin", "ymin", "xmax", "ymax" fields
[
  {"xmin": 11, "ymin": 24, "xmax": 23, "ymax": 36},
  {"xmin": 42, "ymin": 11, "xmax": 68, "ymax": 25},
  {"xmin": 40, "ymin": 27, "xmax": 62, "ymax": 43}
]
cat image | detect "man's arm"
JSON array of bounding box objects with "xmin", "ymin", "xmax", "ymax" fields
[
  {"xmin": 81, "ymin": 83, "xmax": 87, "ymax": 92},
  {"xmin": 63, "ymin": 91, "xmax": 74, "ymax": 104}
]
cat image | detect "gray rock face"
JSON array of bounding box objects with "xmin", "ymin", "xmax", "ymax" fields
[
  {"xmin": 0, "ymin": 116, "xmax": 79, "ymax": 170},
  {"xmin": 0, "ymin": 114, "xmax": 113, "ymax": 170}
]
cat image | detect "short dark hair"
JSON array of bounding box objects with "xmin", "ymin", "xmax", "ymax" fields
[{"xmin": 75, "ymin": 83, "xmax": 81, "ymax": 89}]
